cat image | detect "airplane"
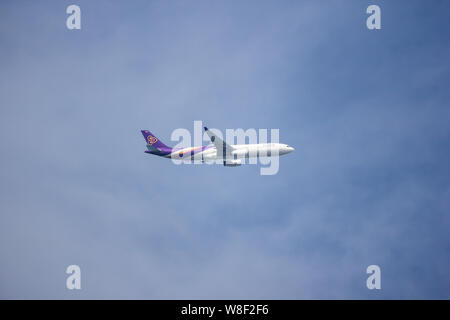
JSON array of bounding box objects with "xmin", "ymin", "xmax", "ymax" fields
[{"xmin": 141, "ymin": 127, "xmax": 294, "ymax": 166}]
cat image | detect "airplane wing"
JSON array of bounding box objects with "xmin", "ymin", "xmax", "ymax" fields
[{"xmin": 204, "ymin": 126, "xmax": 234, "ymax": 159}]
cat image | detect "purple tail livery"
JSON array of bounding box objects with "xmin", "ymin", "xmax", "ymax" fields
[{"xmin": 141, "ymin": 130, "xmax": 173, "ymax": 156}]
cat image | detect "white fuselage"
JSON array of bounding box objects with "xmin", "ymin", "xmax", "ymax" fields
[
  {"xmin": 203, "ymin": 143, "xmax": 294, "ymax": 160},
  {"xmin": 167, "ymin": 143, "xmax": 294, "ymax": 166}
]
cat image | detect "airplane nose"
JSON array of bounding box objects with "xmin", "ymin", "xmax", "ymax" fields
[{"xmin": 289, "ymin": 147, "xmax": 295, "ymax": 152}]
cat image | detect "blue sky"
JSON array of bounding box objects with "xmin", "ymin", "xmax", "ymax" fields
[{"xmin": 0, "ymin": 0, "xmax": 449, "ymax": 299}]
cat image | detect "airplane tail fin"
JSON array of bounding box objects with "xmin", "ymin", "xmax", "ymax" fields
[{"xmin": 140, "ymin": 130, "xmax": 171, "ymax": 152}]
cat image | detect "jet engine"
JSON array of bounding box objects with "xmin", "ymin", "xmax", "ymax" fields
[
  {"xmin": 231, "ymin": 148, "xmax": 249, "ymax": 158},
  {"xmin": 223, "ymin": 159, "xmax": 242, "ymax": 167}
]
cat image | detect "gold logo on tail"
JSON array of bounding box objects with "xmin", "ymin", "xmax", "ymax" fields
[{"xmin": 147, "ymin": 136, "xmax": 158, "ymax": 145}]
